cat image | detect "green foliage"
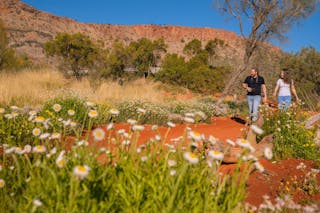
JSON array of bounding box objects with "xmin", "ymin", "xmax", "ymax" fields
[
  {"xmin": 0, "ymin": 19, "xmax": 31, "ymax": 71},
  {"xmin": 44, "ymin": 33, "xmax": 101, "ymax": 80},
  {"xmin": 155, "ymin": 54, "xmax": 188, "ymax": 86},
  {"xmin": 0, "ymin": 140, "xmax": 248, "ymax": 212},
  {"xmin": 168, "ymin": 101, "xmax": 216, "ymax": 123},
  {"xmin": 39, "ymin": 97, "xmax": 112, "ymax": 135},
  {"xmin": 156, "ymin": 53, "xmax": 226, "ymax": 94},
  {"xmin": 281, "ymin": 47, "xmax": 320, "ymax": 92},
  {"xmin": 261, "ymin": 105, "xmax": 319, "ymax": 161},
  {"xmin": 116, "ymin": 100, "xmax": 170, "ymax": 125},
  {"xmin": 280, "ymin": 47, "xmax": 320, "ymax": 109},
  {"xmin": 183, "ymin": 39, "xmax": 202, "ymax": 56},
  {"xmin": 127, "ymin": 38, "xmax": 167, "ymax": 77}
]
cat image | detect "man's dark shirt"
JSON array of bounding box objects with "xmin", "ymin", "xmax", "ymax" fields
[{"xmin": 243, "ymin": 76, "xmax": 265, "ymax": 96}]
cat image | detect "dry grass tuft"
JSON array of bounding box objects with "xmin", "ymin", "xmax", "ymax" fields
[{"xmin": 0, "ymin": 69, "xmax": 186, "ymax": 106}]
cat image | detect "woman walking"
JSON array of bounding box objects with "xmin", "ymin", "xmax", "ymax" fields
[{"xmin": 273, "ymin": 70, "xmax": 300, "ymax": 111}]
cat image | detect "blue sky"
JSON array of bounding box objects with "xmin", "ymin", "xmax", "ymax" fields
[{"xmin": 21, "ymin": 0, "xmax": 320, "ymax": 53}]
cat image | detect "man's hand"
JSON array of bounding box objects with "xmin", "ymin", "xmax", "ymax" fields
[
  {"xmin": 262, "ymin": 96, "xmax": 267, "ymax": 103},
  {"xmin": 246, "ymin": 87, "xmax": 253, "ymax": 92}
]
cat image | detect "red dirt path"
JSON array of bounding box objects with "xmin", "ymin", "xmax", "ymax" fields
[{"xmin": 86, "ymin": 117, "xmax": 320, "ymax": 208}]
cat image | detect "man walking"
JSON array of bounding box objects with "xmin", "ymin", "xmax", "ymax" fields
[{"xmin": 242, "ymin": 68, "xmax": 267, "ymax": 122}]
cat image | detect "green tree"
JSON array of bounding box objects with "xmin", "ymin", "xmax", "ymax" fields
[
  {"xmin": 214, "ymin": 0, "xmax": 319, "ymax": 102},
  {"xmin": 0, "ymin": 19, "xmax": 8, "ymax": 69},
  {"xmin": 44, "ymin": 33, "xmax": 100, "ymax": 80},
  {"xmin": 107, "ymin": 41, "xmax": 128, "ymax": 79},
  {"xmin": 183, "ymin": 39, "xmax": 202, "ymax": 57},
  {"xmin": 205, "ymin": 38, "xmax": 225, "ymax": 66},
  {"xmin": 155, "ymin": 54, "xmax": 188, "ymax": 86},
  {"xmin": 280, "ymin": 47, "xmax": 320, "ymax": 108},
  {"xmin": 128, "ymin": 38, "xmax": 167, "ymax": 77},
  {"xmin": 0, "ymin": 19, "xmax": 31, "ymax": 71}
]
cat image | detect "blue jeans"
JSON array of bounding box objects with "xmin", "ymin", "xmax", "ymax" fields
[
  {"xmin": 278, "ymin": 96, "xmax": 291, "ymax": 111},
  {"xmin": 247, "ymin": 95, "xmax": 261, "ymax": 122}
]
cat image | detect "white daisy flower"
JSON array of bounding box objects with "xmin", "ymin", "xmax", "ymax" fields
[
  {"xmin": 208, "ymin": 150, "xmax": 224, "ymax": 161},
  {"xmin": 254, "ymin": 161, "xmax": 265, "ymax": 173},
  {"xmin": 127, "ymin": 119, "xmax": 137, "ymax": 125},
  {"xmin": 86, "ymin": 101, "xmax": 95, "ymax": 107},
  {"xmin": 184, "ymin": 112, "xmax": 195, "ymax": 118},
  {"xmin": 73, "ymin": 165, "xmax": 90, "ymax": 180},
  {"xmin": 132, "ymin": 125, "xmax": 145, "ymax": 131},
  {"xmin": 184, "ymin": 117, "xmax": 195, "ymax": 123},
  {"xmin": 10, "ymin": 106, "xmax": 20, "ymax": 111},
  {"xmin": 4, "ymin": 114, "xmax": 13, "ymax": 119},
  {"xmin": 195, "ymin": 111, "xmax": 207, "ymax": 120},
  {"xmin": 137, "ymin": 108, "xmax": 146, "ymax": 114},
  {"xmin": 0, "ymin": 179, "xmax": 5, "ymax": 188},
  {"xmin": 151, "ymin": 125, "xmax": 158, "ymax": 131},
  {"xmin": 167, "ymin": 121, "xmax": 176, "ymax": 128},
  {"xmin": 109, "ymin": 108, "xmax": 120, "ymax": 116},
  {"xmin": 154, "ymin": 135, "xmax": 161, "ymax": 141},
  {"xmin": 39, "ymin": 133, "xmax": 50, "ymax": 140},
  {"xmin": 141, "ymin": 156, "xmax": 148, "ymax": 162},
  {"xmin": 88, "ymin": 110, "xmax": 98, "ymax": 118},
  {"xmin": 92, "ymin": 128, "xmax": 105, "ymax": 141},
  {"xmin": 183, "ymin": 152, "xmax": 199, "ymax": 164},
  {"xmin": 33, "ymin": 145, "xmax": 47, "ymax": 153},
  {"xmin": 250, "ymin": 124, "xmax": 264, "ymax": 135},
  {"xmin": 50, "ymin": 132, "xmax": 61, "ymax": 140},
  {"xmin": 4, "ymin": 147, "xmax": 15, "ymax": 154},
  {"xmin": 68, "ymin": 109, "xmax": 75, "ymax": 116},
  {"xmin": 32, "ymin": 128, "xmax": 42, "ymax": 137},
  {"xmin": 14, "ymin": 147, "xmax": 25, "ymax": 155},
  {"xmin": 117, "ymin": 129, "xmax": 126, "ymax": 135},
  {"xmin": 208, "ymin": 135, "xmax": 217, "ymax": 145},
  {"xmin": 107, "ymin": 123, "xmax": 113, "ymax": 130},
  {"xmin": 52, "ymin": 104, "xmax": 62, "ymax": 112},
  {"xmin": 264, "ymin": 147, "xmax": 273, "ymax": 160},
  {"xmin": 49, "ymin": 147, "xmax": 57, "ymax": 155},
  {"xmin": 70, "ymin": 121, "xmax": 77, "ymax": 127},
  {"xmin": 226, "ymin": 139, "xmax": 236, "ymax": 146},
  {"xmin": 33, "ymin": 199, "xmax": 43, "ymax": 207},
  {"xmin": 167, "ymin": 159, "xmax": 177, "ymax": 167},
  {"xmin": 28, "ymin": 110, "xmax": 37, "ymax": 116},
  {"xmin": 236, "ymin": 138, "xmax": 255, "ymax": 152},
  {"xmin": 34, "ymin": 116, "xmax": 45, "ymax": 123},
  {"xmin": 170, "ymin": 170, "xmax": 176, "ymax": 176},
  {"xmin": 122, "ymin": 140, "xmax": 131, "ymax": 146},
  {"xmin": 188, "ymin": 131, "xmax": 202, "ymax": 141},
  {"xmin": 123, "ymin": 132, "xmax": 131, "ymax": 139},
  {"xmin": 56, "ymin": 155, "xmax": 66, "ymax": 168}
]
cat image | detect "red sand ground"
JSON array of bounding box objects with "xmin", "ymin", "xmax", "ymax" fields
[{"xmin": 85, "ymin": 117, "xmax": 320, "ymax": 208}]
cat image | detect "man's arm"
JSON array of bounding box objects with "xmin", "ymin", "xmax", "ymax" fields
[
  {"xmin": 262, "ymin": 84, "xmax": 267, "ymax": 102},
  {"xmin": 242, "ymin": 82, "xmax": 252, "ymax": 92}
]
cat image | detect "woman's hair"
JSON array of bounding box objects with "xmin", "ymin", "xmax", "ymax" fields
[{"xmin": 281, "ymin": 70, "xmax": 291, "ymax": 84}]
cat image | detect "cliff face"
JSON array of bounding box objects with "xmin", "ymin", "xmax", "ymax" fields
[{"xmin": 0, "ymin": 0, "xmax": 279, "ymax": 64}]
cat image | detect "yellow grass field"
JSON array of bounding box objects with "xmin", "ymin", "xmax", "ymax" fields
[{"xmin": 0, "ymin": 68, "xmax": 189, "ymax": 106}]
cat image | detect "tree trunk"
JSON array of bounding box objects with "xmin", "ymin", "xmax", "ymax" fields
[{"xmin": 217, "ymin": 54, "xmax": 250, "ymax": 104}]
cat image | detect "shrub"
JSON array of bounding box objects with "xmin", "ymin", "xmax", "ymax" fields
[{"xmin": 261, "ymin": 104, "xmax": 319, "ymax": 161}]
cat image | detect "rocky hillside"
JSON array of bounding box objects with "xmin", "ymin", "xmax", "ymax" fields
[{"xmin": 0, "ymin": 0, "xmax": 261, "ymax": 62}]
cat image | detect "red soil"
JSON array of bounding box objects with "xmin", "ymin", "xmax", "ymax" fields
[{"xmin": 85, "ymin": 117, "xmax": 320, "ymax": 208}]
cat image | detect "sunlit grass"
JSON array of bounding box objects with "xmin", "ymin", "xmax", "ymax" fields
[{"xmin": 0, "ymin": 68, "xmax": 189, "ymax": 107}]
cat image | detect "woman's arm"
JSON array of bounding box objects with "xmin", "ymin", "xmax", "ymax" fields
[{"xmin": 291, "ymin": 83, "xmax": 300, "ymax": 101}]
